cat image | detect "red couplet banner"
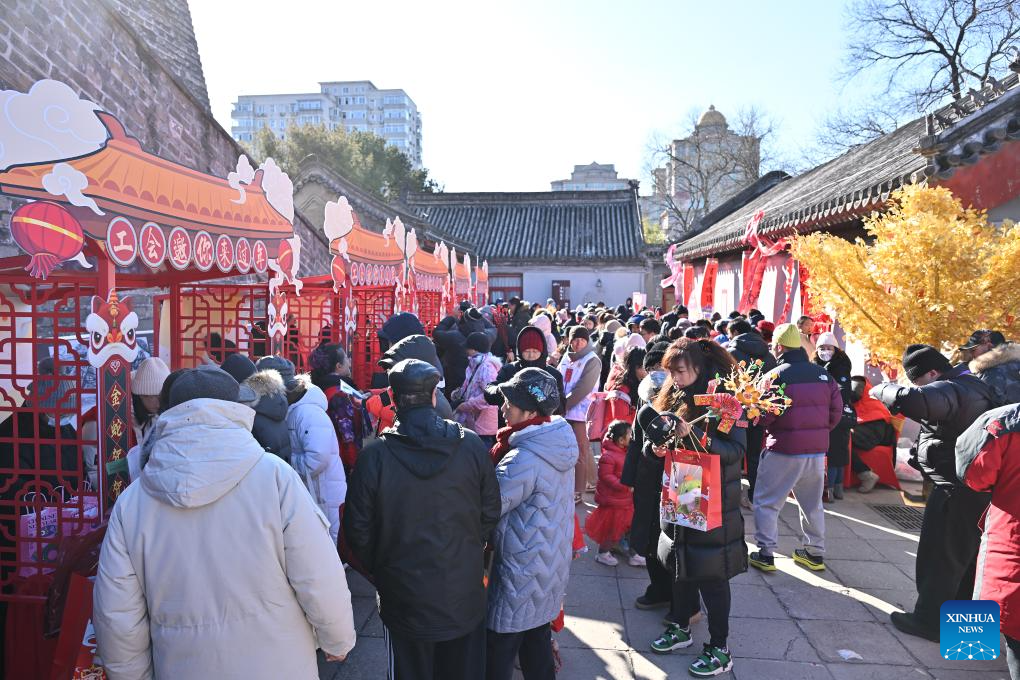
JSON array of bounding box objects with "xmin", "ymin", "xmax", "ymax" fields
[{"xmin": 700, "ymin": 259, "xmax": 719, "ymax": 313}]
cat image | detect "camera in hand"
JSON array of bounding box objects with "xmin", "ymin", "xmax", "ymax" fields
[{"xmin": 637, "ymin": 404, "xmax": 682, "ymax": 447}]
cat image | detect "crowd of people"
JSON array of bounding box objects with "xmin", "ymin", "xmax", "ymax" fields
[{"xmin": 82, "ymin": 296, "xmax": 1020, "ymax": 679}]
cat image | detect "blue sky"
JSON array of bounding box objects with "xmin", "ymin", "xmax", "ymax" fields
[{"xmin": 191, "ymin": 0, "xmax": 848, "ymax": 192}]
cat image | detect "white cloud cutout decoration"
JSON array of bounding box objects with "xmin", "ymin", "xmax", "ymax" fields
[
  {"xmin": 0, "ymin": 79, "xmax": 108, "ymax": 172},
  {"xmin": 228, "ymin": 155, "xmax": 256, "ymax": 204},
  {"xmin": 42, "ymin": 163, "xmax": 104, "ymax": 216},
  {"xmin": 258, "ymin": 157, "xmax": 294, "ymax": 223}
]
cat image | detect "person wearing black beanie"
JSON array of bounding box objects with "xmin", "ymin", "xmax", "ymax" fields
[
  {"xmin": 900, "ymin": 344, "xmax": 951, "ymax": 383},
  {"xmin": 870, "ymin": 343, "xmax": 996, "ymax": 642},
  {"xmin": 466, "ymin": 331, "xmax": 491, "ymax": 354}
]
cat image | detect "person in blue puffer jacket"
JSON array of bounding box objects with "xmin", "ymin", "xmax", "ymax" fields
[{"xmin": 487, "ymin": 368, "xmax": 578, "ymax": 680}]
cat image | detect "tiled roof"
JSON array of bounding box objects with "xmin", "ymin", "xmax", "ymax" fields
[
  {"xmin": 673, "ymin": 118, "xmax": 928, "ymax": 259},
  {"xmin": 918, "ymin": 69, "xmax": 1020, "ymax": 180},
  {"xmin": 404, "ymin": 189, "xmax": 646, "ymax": 263},
  {"xmin": 0, "ymin": 113, "xmax": 293, "ymax": 241},
  {"xmin": 674, "ymin": 58, "xmax": 1020, "ymax": 261},
  {"xmin": 293, "ymin": 159, "xmax": 474, "ymax": 254}
]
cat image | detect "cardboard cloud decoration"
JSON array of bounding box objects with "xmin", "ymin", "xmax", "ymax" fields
[
  {"xmin": 42, "ymin": 163, "xmax": 104, "ymax": 216},
  {"xmin": 258, "ymin": 157, "xmax": 294, "ymax": 223},
  {"xmin": 0, "ymin": 79, "xmax": 108, "ymax": 172},
  {"xmin": 228, "ymin": 155, "xmax": 256, "ymax": 204}
]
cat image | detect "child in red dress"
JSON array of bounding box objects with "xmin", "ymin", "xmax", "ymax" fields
[{"xmin": 585, "ymin": 420, "xmax": 635, "ymax": 566}]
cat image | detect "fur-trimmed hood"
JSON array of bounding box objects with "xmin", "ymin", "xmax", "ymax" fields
[
  {"xmin": 971, "ymin": 343, "xmax": 1020, "ymax": 374},
  {"xmin": 243, "ymin": 369, "xmax": 287, "ymax": 401}
]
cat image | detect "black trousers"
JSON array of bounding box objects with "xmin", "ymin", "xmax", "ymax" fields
[
  {"xmin": 667, "ymin": 578, "xmax": 731, "ymax": 648},
  {"xmin": 912, "ymin": 484, "xmax": 990, "ymax": 628},
  {"xmin": 1007, "ymin": 635, "xmax": 1019, "ymax": 680},
  {"xmin": 385, "ymin": 619, "xmax": 486, "ymax": 680},
  {"xmin": 643, "ymin": 521, "xmax": 672, "ymax": 603},
  {"xmin": 745, "ymin": 425, "xmax": 764, "ymax": 501},
  {"xmin": 486, "ymin": 623, "xmax": 555, "ymax": 680}
]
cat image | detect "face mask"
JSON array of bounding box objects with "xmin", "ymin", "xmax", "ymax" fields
[{"xmin": 817, "ymin": 349, "xmax": 835, "ymax": 362}]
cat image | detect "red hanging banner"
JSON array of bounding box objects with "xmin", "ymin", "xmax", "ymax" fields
[
  {"xmin": 737, "ymin": 250, "xmax": 768, "ymax": 314},
  {"xmin": 682, "ymin": 264, "xmax": 695, "ymax": 307},
  {"xmin": 799, "ymin": 262, "xmax": 813, "ymax": 317},
  {"xmin": 738, "ymin": 210, "xmax": 786, "ymax": 315},
  {"xmin": 779, "ymin": 257, "xmax": 797, "ymax": 323},
  {"xmin": 700, "ymin": 258, "xmax": 719, "ymax": 314}
]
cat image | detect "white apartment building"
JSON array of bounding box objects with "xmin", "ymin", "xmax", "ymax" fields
[{"xmin": 231, "ymin": 80, "xmax": 423, "ymax": 168}]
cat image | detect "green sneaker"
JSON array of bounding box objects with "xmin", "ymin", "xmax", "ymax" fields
[
  {"xmin": 688, "ymin": 643, "xmax": 733, "ymax": 676},
  {"xmin": 650, "ymin": 622, "xmax": 693, "ymax": 654}
]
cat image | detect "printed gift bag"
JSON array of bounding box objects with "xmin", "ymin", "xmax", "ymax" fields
[
  {"xmin": 660, "ymin": 448, "xmax": 722, "ymax": 532},
  {"xmin": 19, "ymin": 491, "xmax": 101, "ymax": 577}
]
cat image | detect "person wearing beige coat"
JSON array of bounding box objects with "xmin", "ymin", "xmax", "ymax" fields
[{"xmin": 93, "ymin": 378, "xmax": 356, "ymax": 680}]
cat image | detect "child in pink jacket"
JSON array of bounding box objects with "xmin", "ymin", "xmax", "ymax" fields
[{"xmin": 453, "ymin": 332, "xmax": 502, "ymax": 445}]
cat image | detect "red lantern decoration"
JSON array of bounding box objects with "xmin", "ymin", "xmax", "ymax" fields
[
  {"xmin": 330, "ymin": 255, "xmax": 346, "ymax": 293},
  {"xmin": 275, "ymin": 239, "xmax": 294, "ymax": 282},
  {"xmin": 10, "ymin": 201, "xmax": 85, "ymax": 279}
]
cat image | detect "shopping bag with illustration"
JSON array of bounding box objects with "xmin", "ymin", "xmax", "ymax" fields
[
  {"xmin": 19, "ymin": 491, "xmax": 102, "ymax": 577},
  {"xmin": 18, "ymin": 497, "xmax": 60, "ymax": 577},
  {"xmin": 660, "ymin": 448, "xmax": 722, "ymax": 532}
]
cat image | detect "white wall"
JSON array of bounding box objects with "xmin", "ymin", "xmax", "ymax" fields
[{"xmin": 491, "ymin": 264, "xmax": 648, "ymax": 307}]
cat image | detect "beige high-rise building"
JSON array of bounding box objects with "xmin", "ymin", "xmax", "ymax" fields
[
  {"xmin": 655, "ymin": 105, "xmax": 760, "ymax": 239},
  {"xmin": 231, "ymin": 80, "xmax": 423, "ymax": 168}
]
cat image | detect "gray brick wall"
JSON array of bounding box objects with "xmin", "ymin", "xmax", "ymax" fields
[{"xmin": 0, "ymin": 0, "xmax": 329, "ymax": 297}]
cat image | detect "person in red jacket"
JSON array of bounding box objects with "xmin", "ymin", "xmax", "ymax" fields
[
  {"xmin": 956, "ymin": 403, "xmax": 1020, "ymax": 679},
  {"xmin": 586, "ymin": 420, "xmax": 636, "ymax": 566}
]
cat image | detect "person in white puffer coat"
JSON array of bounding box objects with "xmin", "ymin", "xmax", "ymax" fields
[
  {"xmin": 258, "ymin": 357, "xmax": 346, "ymax": 544},
  {"xmin": 93, "ymin": 366, "xmax": 356, "ymax": 679}
]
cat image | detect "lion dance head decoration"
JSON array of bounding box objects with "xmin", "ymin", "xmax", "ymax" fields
[
  {"xmin": 85, "ymin": 291, "xmax": 139, "ymax": 368},
  {"xmin": 267, "ymin": 289, "xmax": 289, "ymax": 355}
]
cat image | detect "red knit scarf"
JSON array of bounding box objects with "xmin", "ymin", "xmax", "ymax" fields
[{"xmin": 490, "ymin": 415, "xmax": 551, "ymax": 464}]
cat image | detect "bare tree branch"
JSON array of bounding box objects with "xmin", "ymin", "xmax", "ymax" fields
[
  {"xmin": 645, "ymin": 106, "xmax": 782, "ymax": 239},
  {"xmin": 821, "ymin": 0, "xmax": 1017, "ymax": 155}
]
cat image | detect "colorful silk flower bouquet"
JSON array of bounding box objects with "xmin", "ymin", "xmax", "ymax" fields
[{"xmin": 690, "ymin": 359, "xmax": 793, "ymax": 433}]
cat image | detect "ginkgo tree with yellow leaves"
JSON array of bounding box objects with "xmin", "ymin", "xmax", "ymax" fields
[{"xmin": 791, "ymin": 185, "xmax": 1020, "ymax": 366}]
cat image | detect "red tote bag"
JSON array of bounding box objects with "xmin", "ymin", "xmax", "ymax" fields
[{"xmin": 660, "ymin": 447, "xmax": 723, "ymax": 532}]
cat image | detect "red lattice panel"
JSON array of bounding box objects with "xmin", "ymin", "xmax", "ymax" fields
[
  {"xmin": 172, "ymin": 284, "xmax": 268, "ymax": 369},
  {"xmin": 278, "ymin": 285, "xmax": 343, "ymax": 373},
  {"xmin": 0, "ymin": 280, "xmax": 101, "ymax": 596},
  {"xmin": 349, "ymin": 287, "xmax": 395, "ymax": 389},
  {"xmin": 417, "ymin": 291, "xmax": 443, "ymax": 335}
]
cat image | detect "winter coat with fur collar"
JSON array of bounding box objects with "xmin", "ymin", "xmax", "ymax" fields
[
  {"xmin": 244, "ymin": 370, "xmax": 293, "ymax": 462},
  {"xmin": 970, "ymin": 342, "xmax": 1020, "ymax": 408}
]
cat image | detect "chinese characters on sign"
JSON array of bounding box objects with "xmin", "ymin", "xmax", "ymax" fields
[
  {"xmin": 139, "ymin": 222, "xmax": 166, "ymax": 268},
  {"xmin": 106, "ymin": 217, "xmax": 137, "ymax": 267},
  {"xmin": 216, "ymin": 235, "xmax": 234, "ymax": 272},
  {"xmin": 193, "ymin": 231, "xmax": 214, "ymax": 271},
  {"xmin": 235, "ymin": 237, "xmax": 252, "ymax": 273},
  {"xmin": 168, "ymin": 227, "xmax": 192, "ymax": 270},
  {"xmin": 253, "ymin": 240, "xmax": 268, "ymax": 273}
]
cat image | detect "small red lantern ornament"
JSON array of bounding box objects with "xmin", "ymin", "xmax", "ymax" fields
[
  {"xmin": 330, "ymin": 255, "xmax": 346, "ymax": 293},
  {"xmin": 275, "ymin": 239, "xmax": 294, "ymax": 282},
  {"xmin": 10, "ymin": 201, "xmax": 85, "ymax": 279}
]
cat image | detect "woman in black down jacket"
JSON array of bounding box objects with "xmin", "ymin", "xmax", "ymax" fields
[
  {"xmin": 813, "ymin": 332, "xmax": 855, "ymax": 501},
  {"xmin": 646, "ymin": 338, "xmax": 746, "ymax": 678}
]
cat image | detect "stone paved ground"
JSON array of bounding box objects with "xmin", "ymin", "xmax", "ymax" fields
[{"xmin": 320, "ymin": 481, "xmax": 1011, "ymax": 679}]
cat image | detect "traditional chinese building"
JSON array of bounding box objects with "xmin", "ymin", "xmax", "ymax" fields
[
  {"xmin": 405, "ymin": 185, "xmax": 650, "ymax": 309},
  {"xmin": 664, "ymin": 58, "xmax": 1020, "ymax": 369}
]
